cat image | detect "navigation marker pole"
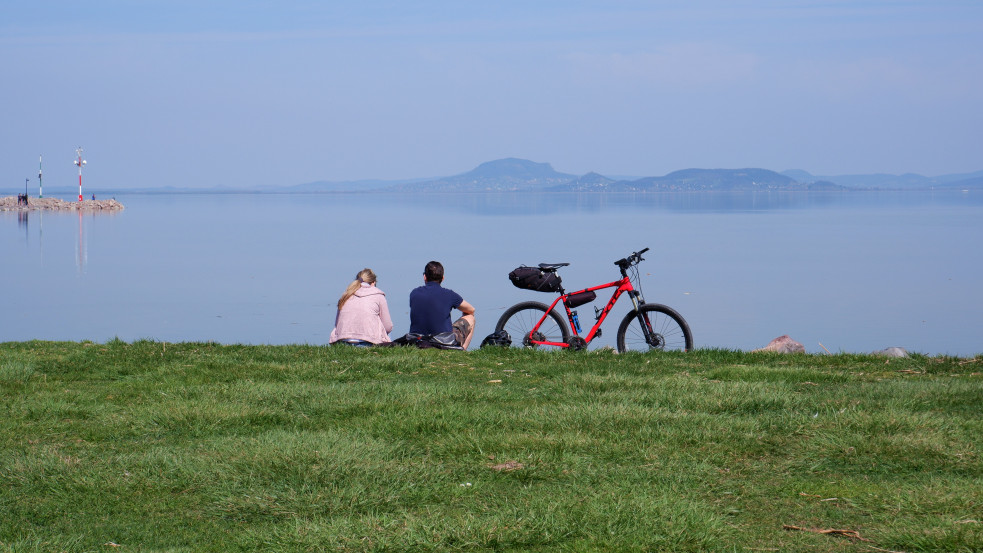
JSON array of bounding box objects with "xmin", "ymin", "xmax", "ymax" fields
[
  {"xmin": 74, "ymin": 146, "xmax": 86, "ymax": 202},
  {"xmin": 39, "ymin": 155, "xmax": 43, "ymax": 198}
]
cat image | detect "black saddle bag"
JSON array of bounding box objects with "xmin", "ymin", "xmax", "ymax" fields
[{"xmin": 509, "ymin": 266, "xmax": 562, "ymax": 293}]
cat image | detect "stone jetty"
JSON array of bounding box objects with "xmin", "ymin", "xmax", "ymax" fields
[{"xmin": 1, "ymin": 196, "xmax": 124, "ymax": 212}]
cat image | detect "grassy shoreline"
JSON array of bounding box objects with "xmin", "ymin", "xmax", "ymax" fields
[{"xmin": 2, "ymin": 341, "xmax": 980, "ymax": 552}]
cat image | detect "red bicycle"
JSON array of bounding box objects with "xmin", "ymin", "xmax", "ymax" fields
[{"xmin": 495, "ymin": 248, "xmax": 693, "ymax": 352}]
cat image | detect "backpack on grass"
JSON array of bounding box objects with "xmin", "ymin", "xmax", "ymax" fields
[
  {"xmin": 393, "ymin": 332, "xmax": 463, "ymax": 350},
  {"xmin": 480, "ymin": 330, "xmax": 512, "ymax": 348}
]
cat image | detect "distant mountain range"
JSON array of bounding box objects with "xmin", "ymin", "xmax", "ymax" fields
[
  {"xmin": 9, "ymin": 158, "xmax": 982, "ymax": 195},
  {"xmin": 780, "ymin": 169, "xmax": 983, "ymax": 190},
  {"xmin": 387, "ymin": 159, "xmax": 576, "ymax": 192},
  {"xmin": 291, "ymin": 158, "xmax": 983, "ymax": 193}
]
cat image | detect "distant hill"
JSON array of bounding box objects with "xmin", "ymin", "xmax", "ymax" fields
[
  {"xmin": 386, "ymin": 158, "xmax": 577, "ymax": 192},
  {"xmin": 544, "ymin": 168, "xmax": 844, "ymax": 193},
  {"xmin": 780, "ymin": 169, "xmax": 983, "ymax": 190},
  {"xmin": 382, "ymin": 163, "xmax": 849, "ymax": 194},
  {"xmin": 361, "ymin": 162, "xmax": 983, "ymax": 193},
  {"xmin": 935, "ymin": 170, "xmax": 983, "ymax": 185},
  {"xmin": 547, "ymin": 172, "xmax": 616, "ymax": 191},
  {"xmin": 618, "ymin": 168, "xmax": 800, "ymax": 192},
  {"xmin": 936, "ymin": 175, "xmax": 983, "ymax": 190}
]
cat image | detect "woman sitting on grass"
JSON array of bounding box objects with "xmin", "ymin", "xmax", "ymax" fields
[{"xmin": 329, "ymin": 268, "xmax": 394, "ymax": 346}]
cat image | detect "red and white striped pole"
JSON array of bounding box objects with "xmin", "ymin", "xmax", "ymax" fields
[{"xmin": 75, "ymin": 147, "xmax": 86, "ymax": 201}]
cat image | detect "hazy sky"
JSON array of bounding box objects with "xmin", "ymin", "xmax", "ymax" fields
[{"xmin": 2, "ymin": 1, "xmax": 981, "ymax": 190}]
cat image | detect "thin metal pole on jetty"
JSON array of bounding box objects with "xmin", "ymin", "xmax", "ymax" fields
[{"xmin": 75, "ymin": 147, "xmax": 86, "ymax": 202}]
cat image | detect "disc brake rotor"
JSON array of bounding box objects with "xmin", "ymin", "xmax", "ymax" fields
[
  {"xmin": 524, "ymin": 331, "xmax": 546, "ymax": 347},
  {"xmin": 648, "ymin": 333, "xmax": 666, "ymax": 349}
]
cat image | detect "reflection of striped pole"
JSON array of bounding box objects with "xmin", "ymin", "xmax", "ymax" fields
[{"xmin": 78, "ymin": 210, "xmax": 84, "ymax": 272}]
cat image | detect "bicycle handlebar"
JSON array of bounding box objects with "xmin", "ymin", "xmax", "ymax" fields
[{"xmin": 614, "ymin": 247, "xmax": 649, "ymax": 269}]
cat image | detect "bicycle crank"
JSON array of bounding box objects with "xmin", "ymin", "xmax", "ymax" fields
[{"xmin": 566, "ymin": 336, "xmax": 588, "ymax": 351}]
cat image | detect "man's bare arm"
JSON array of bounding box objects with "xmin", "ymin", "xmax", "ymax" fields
[{"xmin": 458, "ymin": 300, "xmax": 475, "ymax": 316}]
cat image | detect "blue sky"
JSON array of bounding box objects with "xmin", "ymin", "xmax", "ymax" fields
[{"xmin": 2, "ymin": 1, "xmax": 981, "ymax": 190}]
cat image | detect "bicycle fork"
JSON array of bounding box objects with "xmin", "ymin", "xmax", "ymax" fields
[{"xmin": 627, "ymin": 291, "xmax": 659, "ymax": 348}]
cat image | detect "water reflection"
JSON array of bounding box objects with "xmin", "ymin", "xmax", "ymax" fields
[
  {"xmin": 5, "ymin": 207, "xmax": 90, "ymax": 272},
  {"xmin": 355, "ymin": 189, "xmax": 983, "ymax": 215},
  {"xmin": 18, "ymin": 210, "xmax": 29, "ymax": 238},
  {"xmin": 77, "ymin": 211, "xmax": 87, "ymax": 273},
  {"xmin": 16, "ymin": 210, "xmax": 45, "ymax": 265}
]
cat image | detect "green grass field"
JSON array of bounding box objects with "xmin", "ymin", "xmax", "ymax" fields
[{"xmin": 1, "ymin": 340, "xmax": 980, "ymax": 552}]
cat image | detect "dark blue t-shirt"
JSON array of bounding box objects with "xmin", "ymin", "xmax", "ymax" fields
[{"xmin": 409, "ymin": 281, "xmax": 463, "ymax": 334}]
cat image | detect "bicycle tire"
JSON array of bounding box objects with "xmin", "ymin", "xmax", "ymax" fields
[
  {"xmin": 616, "ymin": 304, "xmax": 693, "ymax": 353},
  {"xmin": 496, "ymin": 301, "xmax": 570, "ymax": 350}
]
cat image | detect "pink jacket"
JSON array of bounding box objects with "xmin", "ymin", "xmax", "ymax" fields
[{"xmin": 329, "ymin": 283, "xmax": 394, "ymax": 344}]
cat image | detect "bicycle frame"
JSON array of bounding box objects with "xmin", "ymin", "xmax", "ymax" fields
[{"xmin": 526, "ymin": 271, "xmax": 645, "ymax": 348}]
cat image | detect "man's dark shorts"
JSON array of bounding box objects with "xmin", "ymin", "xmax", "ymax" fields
[{"xmin": 451, "ymin": 317, "xmax": 472, "ymax": 346}]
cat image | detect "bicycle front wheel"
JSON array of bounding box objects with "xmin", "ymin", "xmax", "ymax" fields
[
  {"xmin": 496, "ymin": 301, "xmax": 570, "ymax": 350},
  {"xmin": 617, "ymin": 304, "xmax": 693, "ymax": 353}
]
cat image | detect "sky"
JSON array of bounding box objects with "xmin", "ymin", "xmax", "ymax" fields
[{"xmin": 2, "ymin": 0, "xmax": 981, "ymax": 190}]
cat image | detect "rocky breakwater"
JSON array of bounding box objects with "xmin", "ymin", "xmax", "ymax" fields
[{"xmin": 1, "ymin": 196, "xmax": 124, "ymax": 212}]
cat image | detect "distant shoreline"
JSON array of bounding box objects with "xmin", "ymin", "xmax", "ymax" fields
[
  {"xmin": 3, "ymin": 160, "xmax": 981, "ymax": 196},
  {"xmin": 1, "ymin": 187, "xmax": 978, "ymax": 197},
  {"xmin": 0, "ymin": 196, "xmax": 124, "ymax": 212}
]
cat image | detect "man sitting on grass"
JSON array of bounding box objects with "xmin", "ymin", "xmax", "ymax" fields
[{"xmin": 409, "ymin": 260, "xmax": 476, "ymax": 349}]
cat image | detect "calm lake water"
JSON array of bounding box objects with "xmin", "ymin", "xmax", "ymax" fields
[{"xmin": 3, "ymin": 190, "xmax": 981, "ymax": 356}]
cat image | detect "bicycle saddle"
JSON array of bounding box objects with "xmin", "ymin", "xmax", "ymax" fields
[{"xmin": 538, "ymin": 262, "xmax": 570, "ymax": 270}]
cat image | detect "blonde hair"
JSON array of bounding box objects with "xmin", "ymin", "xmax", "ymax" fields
[{"xmin": 337, "ymin": 268, "xmax": 377, "ymax": 310}]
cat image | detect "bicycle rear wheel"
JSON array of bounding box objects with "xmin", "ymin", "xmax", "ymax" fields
[
  {"xmin": 617, "ymin": 304, "xmax": 693, "ymax": 353},
  {"xmin": 496, "ymin": 301, "xmax": 570, "ymax": 350}
]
